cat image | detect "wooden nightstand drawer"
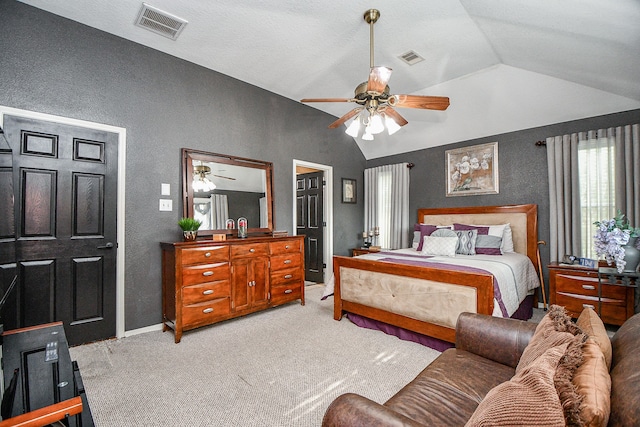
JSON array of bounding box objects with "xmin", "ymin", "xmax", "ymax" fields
[
  {"xmin": 182, "ymin": 298, "xmax": 230, "ymax": 327},
  {"xmin": 182, "ymin": 262, "xmax": 230, "ymax": 286},
  {"xmin": 270, "ymin": 283, "xmax": 302, "ymax": 305},
  {"xmin": 231, "ymin": 243, "xmax": 269, "ymax": 258},
  {"xmin": 270, "ymin": 240, "xmax": 301, "ymax": 254},
  {"xmin": 182, "ymin": 281, "xmax": 230, "ymax": 305},
  {"xmin": 181, "ymin": 246, "xmax": 229, "ymax": 265},
  {"xmin": 554, "ymin": 293, "xmax": 628, "ymax": 325},
  {"xmin": 555, "ymin": 276, "xmax": 629, "ymax": 300},
  {"xmin": 270, "ymin": 253, "xmax": 302, "ymax": 271}
]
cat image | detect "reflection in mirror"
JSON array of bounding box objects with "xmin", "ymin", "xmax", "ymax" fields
[
  {"xmin": 0, "ymin": 126, "xmax": 17, "ymax": 328},
  {"xmin": 182, "ymin": 149, "xmax": 274, "ymax": 236}
]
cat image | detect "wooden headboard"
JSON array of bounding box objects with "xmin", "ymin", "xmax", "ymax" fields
[{"xmin": 417, "ymin": 204, "xmax": 539, "ymax": 271}]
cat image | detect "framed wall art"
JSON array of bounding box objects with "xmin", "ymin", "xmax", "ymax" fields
[
  {"xmin": 342, "ymin": 178, "xmax": 357, "ymax": 203},
  {"xmin": 446, "ymin": 142, "xmax": 499, "ymax": 196}
]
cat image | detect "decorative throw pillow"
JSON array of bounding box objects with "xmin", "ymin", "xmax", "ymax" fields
[
  {"xmin": 474, "ymin": 235, "xmax": 503, "ymax": 255},
  {"xmin": 420, "ymin": 235, "xmax": 458, "ymax": 257},
  {"xmin": 453, "ymin": 223, "xmax": 515, "ymax": 253},
  {"xmin": 576, "ymin": 307, "xmax": 612, "ymax": 370},
  {"xmin": 455, "ymin": 229, "xmax": 477, "ymax": 255},
  {"xmin": 414, "ymin": 224, "xmax": 438, "ymax": 251},
  {"xmin": 465, "ymin": 343, "xmax": 570, "ymax": 427},
  {"xmin": 572, "ymin": 338, "xmax": 611, "ymax": 427},
  {"xmin": 516, "ymin": 305, "xmax": 583, "ymax": 374}
]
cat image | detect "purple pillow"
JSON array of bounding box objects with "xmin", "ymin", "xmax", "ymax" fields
[
  {"xmin": 453, "ymin": 223, "xmax": 490, "ymax": 235},
  {"xmin": 415, "ymin": 224, "xmax": 438, "ymax": 251}
]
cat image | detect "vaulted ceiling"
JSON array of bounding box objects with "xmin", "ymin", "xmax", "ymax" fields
[{"xmin": 19, "ymin": 0, "xmax": 640, "ymax": 159}]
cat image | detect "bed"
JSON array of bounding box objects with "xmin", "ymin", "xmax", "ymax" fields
[{"xmin": 331, "ymin": 204, "xmax": 541, "ymax": 347}]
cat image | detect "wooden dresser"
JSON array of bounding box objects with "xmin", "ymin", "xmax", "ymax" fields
[
  {"xmin": 548, "ymin": 262, "xmax": 634, "ymax": 325},
  {"xmin": 161, "ymin": 235, "xmax": 305, "ymax": 342}
]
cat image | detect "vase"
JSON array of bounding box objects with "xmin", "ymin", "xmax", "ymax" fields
[
  {"xmin": 622, "ymin": 236, "xmax": 640, "ymax": 272},
  {"xmin": 183, "ymin": 230, "xmax": 198, "ymax": 242}
]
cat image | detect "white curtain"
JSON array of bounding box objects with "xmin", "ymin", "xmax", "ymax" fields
[
  {"xmin": 211, "ymin": 194, "xmax": 229, "ymax": 229},
  {"xmin": 259, "ymin": 197, "xmax": 268, "ymax": 228},
  {"xmin": 364, "ymin": 163, "xmax": 410, "ymax": 249},
  {"xmin": 547, "ymin": 123, "xmax": 639, "ymax": 261}
]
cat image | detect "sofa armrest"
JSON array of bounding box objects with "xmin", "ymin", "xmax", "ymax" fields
[
  {"xmin": 322, "ymin": 393, "xmax": 424, "ymax": 427},
  {"xmin": 455, "ymin": 312, "xmax": 537, "ymax": 369}
]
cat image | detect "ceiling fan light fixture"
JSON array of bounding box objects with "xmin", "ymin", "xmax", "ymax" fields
[
  {"xmin": 362, "ymin": 131, "xmax": 374, "ymax": 141},
  {"xmin": 385, "ymin": 114, "xmax": 402, "ymax": 135},
  {"xmin": 192, "ymin": 176, "xmax": 216, "ymax": 192},
  {"xmin": 345, "ymin": 116, "xmax": 361, "ymax": 137},
  {"xmin": 368, "ymin": 113, "xmax": 385, "ymax": 135}
]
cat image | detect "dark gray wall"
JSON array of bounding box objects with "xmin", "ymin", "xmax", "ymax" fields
[
  {"xmin": 0, "ymin": 1, "xmax": 366, "ymax": 330},
  {"xmin": 368, "ymin": 108, "xmax": 640, "ymax": 299}
]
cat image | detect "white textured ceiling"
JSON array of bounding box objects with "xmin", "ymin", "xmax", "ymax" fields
[{"xmin": 18, "ymin": 0, "xmax": 640, "ymax": 159}]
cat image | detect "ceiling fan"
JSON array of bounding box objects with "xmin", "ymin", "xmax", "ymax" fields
[
  {"xmin": 193, "ymin": 164, "xmax": 236, "ymax": 192},
  {"xmin": 301, "ymin": 9, "xmax": 450, "ymax": 140}
]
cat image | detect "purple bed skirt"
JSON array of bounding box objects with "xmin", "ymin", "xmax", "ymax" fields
[{"xmin": 346, "ymin": 294, "xmax": 535, "ymax": 352}]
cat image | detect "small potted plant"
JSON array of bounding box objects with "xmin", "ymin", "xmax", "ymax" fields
[{"xmin": 178, "ymin": 217, "xmax": 202, "ymax": 242}]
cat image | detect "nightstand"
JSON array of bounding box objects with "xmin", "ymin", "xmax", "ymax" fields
[{"xmin": 548, "ymin": 262, "xmax": 634, "ymax": 325}]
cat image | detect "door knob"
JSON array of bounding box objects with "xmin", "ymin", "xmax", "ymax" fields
[{"xmin": 97, "ymin": 242, "xmax": 114, "ymax": 249}]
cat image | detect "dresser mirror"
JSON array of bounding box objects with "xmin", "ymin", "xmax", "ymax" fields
[{"xmin": 182, "ymin": 148, "xmax": 274, "ymax": 236}]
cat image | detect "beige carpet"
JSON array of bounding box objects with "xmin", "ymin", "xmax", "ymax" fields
[{"xmin": 70, "ymin": 285, "xmax": 440, "ymax": 426}]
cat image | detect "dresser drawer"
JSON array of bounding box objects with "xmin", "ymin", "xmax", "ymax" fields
[
  {"xmin": 270, "ymin": 239, "xmax": 301, "ymax": 254},
  {"xmin": 555, "ymin": 275, "xmax": 628, "ymax": 300},
  {"xmin": 182, "ymin": 262, "xmax": 230, "ymax": 286},
  {"xmin": 270, "ymin": 266, "xmax": 303, "ymax": 287},
  {"xmin": 270, "ymin": 283, "xmax": 302, "ymax": 305},
  {"xmin": 270, "ymin": 253, "xmax": 302, "ymax": 271},
  {"xmin": 181, "ymin": 246, "xmax": 229, "ymax": 265},
  {"xmin": 182, "ymin": 298, "xmax": 230, "ymax": 327},
  {"xmin": 182, "ymin": 280, "xmax": 230, "ymax": 305},
  {"xmin": 231, "ymin": 243, "xmax": 269, "ymax": 258}
]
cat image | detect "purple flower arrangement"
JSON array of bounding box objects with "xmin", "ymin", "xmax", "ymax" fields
[{"xmin": 593, "ymin": 211, "xmax": 640, "ymax": 273}]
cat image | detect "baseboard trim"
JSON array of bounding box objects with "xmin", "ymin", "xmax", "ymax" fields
[{"xmin": 124, "ymin": 323, "xmax": 163, "ymax": 338}]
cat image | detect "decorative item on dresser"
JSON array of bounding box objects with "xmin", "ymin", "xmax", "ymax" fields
[
  {"xmin": 548, "ymin": 261, "xmax": 634, "ymax": 325},
  {"xmin": 161, "ymin": 235, "xmax": 305, "ymax": 343}
]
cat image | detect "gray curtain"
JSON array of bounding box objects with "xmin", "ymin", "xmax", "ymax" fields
[
  {"xmin": 364, "ymin": 163, "xmax": 410, "ymax": 249},
  {"xmin": 547, "ymin": 123, "xmax": 639, "ymax": 261},
  {"xmin": 211, "ymin": 194, "xmax": 229, "ymax": 229}
]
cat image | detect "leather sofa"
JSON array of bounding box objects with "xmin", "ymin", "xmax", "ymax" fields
[{"xmin": 322, "ymin": 311, "xmax": 640, "ymax": 426}]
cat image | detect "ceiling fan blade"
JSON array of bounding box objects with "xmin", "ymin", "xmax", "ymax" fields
[
  {"xmin": 301, "ymin": 98, "xmax": 352, "ymax": 103},
  {"xmin": 212, "ymin": 174, "xmax": 236, "ymax": 180},
  {"xmin": 391, "ymin": 95, "xmax": 450, "ymax": 110},
  {"xmin": 328, "ymin": 108, "xmax": 363, "ymax": 129},
  {"xmin": 366, "ymin": 66, "xmax": 392, "ymax": 94},
  {"xmin": 384, "ymin": 107, "xmax": 408, "ymax": 127}
]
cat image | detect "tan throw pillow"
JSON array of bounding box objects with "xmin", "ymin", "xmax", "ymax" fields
[
  {"xmin": 576, "ymin": 307, "xmax": 612, "ymax": 370},
  {"xmin": 573, "ymin": 338, "xmax": 611, "ymax": 427},
  {"xmin": 516, "ymin": 305, "xmax": 581, "ymax": 374},
  {"xmin": 465, "ymin": 343, "xmax": 569, "ymax": 427}
]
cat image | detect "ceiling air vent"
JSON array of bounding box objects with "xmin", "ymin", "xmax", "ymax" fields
[
  {"xmin": 399, "ymin": 50, "xmax": 424, "ymax": 66},
  {"xmin": 135, "ymin": 3, "xmax": 188, "ymax": 40}
]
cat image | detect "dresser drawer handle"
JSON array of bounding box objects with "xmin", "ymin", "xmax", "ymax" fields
[
  {"xmin": 284, "ymin": 259, "xmax": 292, "ymax": 264},
  {"xmin": 285, "ymin": 245, "xmax": 290, "ymax": 249},
  {"xmin": 202, "ymin": 271, "xmax": 214, "ymax": 277},
  {"xmin": 204, "ymin": 252, "xmax": 211, "ymax": 257},
  {"xmin": 203, "ymin": 308, "xmax": 214, "ymax": 314},
  {"xmin": 582, "ymin": 304, "xmax": 596, "ymax": 310},
  {"xmin": 284, "ymin": 274, "xmax": 293, "ymax": 279},
  {"xmin": 202, "ymin": 290, "xmax": 214, "ymax": 295},
  {"xmin": 249, "ymin": 248, "xmax": 255, "ymax": 253},
  {"xmin": 284, "ymin": 289, "xmax": 293, "ymax": 294},
  {"xmin": 582, "ymin": 285, "xmax": 596, "ymax": 290}
]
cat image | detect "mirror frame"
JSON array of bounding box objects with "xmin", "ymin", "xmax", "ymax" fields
[{"xmin": 182, "ymin": 148, "xmax": 274, "ymax": 237}]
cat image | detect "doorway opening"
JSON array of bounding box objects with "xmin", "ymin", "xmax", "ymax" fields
[{"xmin": 292, "ymin": 160, "xmax": 333, "ymax": 286}]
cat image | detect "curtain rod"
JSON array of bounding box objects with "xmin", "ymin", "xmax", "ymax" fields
[
  {"xmin": 535, "ymin": 140, "xmax": 546, "ymax": 146},
  {"xmin": 407, "ymin": 163, "xmax": 414, "ymax": 169}
]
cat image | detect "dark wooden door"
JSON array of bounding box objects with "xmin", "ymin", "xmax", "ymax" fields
[
  {"xmin": 296, "ymin": 171, "xmax": 324, "ymax": 283},
  {"xmin": 3, "ymin": 115, "xmax": 118, "ymax": 346}
]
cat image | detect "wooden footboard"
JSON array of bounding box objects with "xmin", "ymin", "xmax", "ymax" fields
[{"xmin": 333, "ymin": 255, "xmax": 495, "ymax": 343}]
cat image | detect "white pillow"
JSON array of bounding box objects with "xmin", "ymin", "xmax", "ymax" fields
[{"xmin": 420, "ymin": 236, "xmax": 458, "ymax": 257}]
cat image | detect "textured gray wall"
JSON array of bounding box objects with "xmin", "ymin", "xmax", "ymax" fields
[
  {"xmin": 368, "ymin": 108, "xmax": 640, "ymax": 299},
  {"xmin": 0, "ymin": 1, "xmax": 366, "ymax": 330}
]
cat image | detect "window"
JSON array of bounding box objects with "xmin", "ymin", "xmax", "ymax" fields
[{"xmin": 578, "ymin": 135, "xmax": 616, "ymax": 259}]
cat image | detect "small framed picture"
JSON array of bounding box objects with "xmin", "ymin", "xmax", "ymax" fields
[{"xmin": 342, "ymin": 178, "xmax": 356, "ymax": 204}]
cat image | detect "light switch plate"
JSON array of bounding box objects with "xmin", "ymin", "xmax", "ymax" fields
[
  {"xmin": 161, "ymin": 183, "xmax": 170, "ymax": 195},
  {"xmin": 159, "ymin": 199, "xmax": 172, "ymax": 211}
]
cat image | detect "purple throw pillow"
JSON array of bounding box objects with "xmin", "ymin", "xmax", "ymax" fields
[
  {"xmin": 453, "ymin": 223, "xmax": 490, "ymax": 235},
  {"xmin": 415, "ymin": 224, "xmax": 438, "ymax": 251}
]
